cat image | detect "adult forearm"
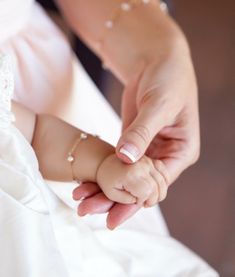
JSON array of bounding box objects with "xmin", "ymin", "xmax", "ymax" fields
[{"xmin": 57, "ymin": 0, "xmax": 188, "ymax": 84}]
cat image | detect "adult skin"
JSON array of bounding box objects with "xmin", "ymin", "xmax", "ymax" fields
[{"xmin": 57, "ymin": 0, "xmax": 200, "ymax": 229}]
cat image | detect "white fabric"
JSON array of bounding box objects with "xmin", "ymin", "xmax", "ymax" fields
[
  {"xmin": 0, "ymin": 0, "xmax": 33, "ymax": 43},
  {"xmin": 0, "ymin": 2, "xmax": 73, "ymax": 114},
  {"xmin": 0, "ymin": 54, "xmax": 219, "ymax": 277}
]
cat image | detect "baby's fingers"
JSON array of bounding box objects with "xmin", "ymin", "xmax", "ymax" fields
[
  {"xmin": 106, "ymin": 189, "xmax": 137, "ymax": 204},
  {"xmin": 144, "ymin": 179, "xmax": 159, "ymax": 208},
  {"xmin": 153, "ymin": 161, "xmax": 168, "ymax": 202},
  {"xmin": 153, "ymin": 160, "xmax": 170, "ymax": 187},
  {"xmin": 144, "ymin": 173, "xmax": 163, "ymax": 207},
  {"xmin": 124, "ymin": 178, "xmax": 154, "ymax": 204},
  {"xmin": 77, "ymin": 192, "xmax": 113, "ymax": 215},
  {"xmin": 144, "ymin": 163, "xmax": 169, "ymax": 208}
]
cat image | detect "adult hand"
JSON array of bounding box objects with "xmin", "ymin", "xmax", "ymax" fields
[
  {"xmin": 72, "ymin": 10, "xmax": 199, "ymax": 229},
  {"xmin": 73, "ymin": 182, "xmax": 141, "ymax": 230},
  {"xmin": 116, "ymin": 35, "xmax": 200, "ymax": 185},
  {"xmin": 73, "ymin": 34, "xmax": 199, "ymax": 230}
]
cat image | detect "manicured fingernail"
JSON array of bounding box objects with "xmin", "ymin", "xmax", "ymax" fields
[{"xmin": 119, "ymin": 143, "xmax": 139, "ymax": 163}]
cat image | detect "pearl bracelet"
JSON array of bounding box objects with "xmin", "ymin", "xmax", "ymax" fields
[
  {"xmin": 67, "ymin": 132, "xmax": 88, "ymax": 182},
  {"xmin": 96, "ymin": 0, "xmax": 168, "ymax": 56},
  {"xmin": 67, "ymin": 132, "xmax": 99, "ymax": 181}
]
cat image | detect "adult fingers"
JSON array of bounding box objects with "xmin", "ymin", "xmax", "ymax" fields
[
  {"xmin": 106, "ymin": 203, "xmax": 141, "ymax": 230},
  {"xmin": 121, "ymin": 72, "xmax": 140, "ymax": 131},
  {"xmin": 73, "ymin": 182, "xmax": 101, "ymax": 200},
  {"xmin": 77, "ymin": 192, "xmax": 114, "ymax": 216}
]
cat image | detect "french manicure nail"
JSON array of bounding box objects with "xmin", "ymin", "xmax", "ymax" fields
[{"xmin": 119, "ymin": 143, "xmax": 139, "ymax": 163}]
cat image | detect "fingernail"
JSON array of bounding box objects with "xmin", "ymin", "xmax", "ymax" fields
[
  {"xmin": 107, "ymin": 224, "xmax": 114, "ymax": 230},
  {"xmin": 119, "ymin": 143, "xmax": 139, "ymax": 163}
]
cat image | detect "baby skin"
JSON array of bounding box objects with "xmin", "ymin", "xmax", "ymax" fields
[
  {"xmin": 13, "ymin": 102, "xmax": 169, "ymax": 210},
  {"xmin": 97, "ymin": 154, "xmax": 169, "ymax": 207}
]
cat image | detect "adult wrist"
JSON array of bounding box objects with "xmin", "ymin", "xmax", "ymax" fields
[{"xmin": 102, "ymin": 5, "xmax": 190, "ymax": 86}]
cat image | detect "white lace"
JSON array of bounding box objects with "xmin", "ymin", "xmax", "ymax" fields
[{"xmin": 0, "ymin": 54, "xmax": 14, "ymax": 128}]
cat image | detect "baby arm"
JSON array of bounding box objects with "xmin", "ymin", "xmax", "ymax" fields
[
  {"xmin": 12, "ymin": 101, "xmax": 114, "ymax": 182},
  {"xmin": 12, "ymin": 101, "xmax": 169, "ymax": 206}
]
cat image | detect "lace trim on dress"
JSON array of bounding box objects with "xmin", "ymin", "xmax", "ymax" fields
[{"xmin": 0, "ymin": 54, "xmax": 15, "ymax": 128}]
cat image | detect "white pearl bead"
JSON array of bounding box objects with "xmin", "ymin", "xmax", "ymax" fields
[
  {"xmin": 80, "ymin": 132, "xmax": 88, "ymax": 140},
  {"xmin": 160, "ymin": 2, "xmax": 168, "ymax": 12},
  {"xmin": 121, "ymin": 2, "xmax": 131, "ymax": 11},
  {"xmin": 102, "ymin": 63, "xmax": 109, "ymax": 70},
  {"xmin": 105, "ymin": 20, "xmax": 114, "ymax": 29},
  {"xmin": 67, "ymin": 155, "xmax": 74, "ymax": 162}
]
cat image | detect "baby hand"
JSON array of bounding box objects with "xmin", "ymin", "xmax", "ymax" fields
[{"xmin": 96, "ymin": 154, "xmax": 169, "ymax": 207}]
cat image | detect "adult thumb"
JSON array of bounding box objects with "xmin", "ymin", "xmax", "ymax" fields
[{"xmin": 116, "ymin": 104, "xmax": 165, "ymax": 163}]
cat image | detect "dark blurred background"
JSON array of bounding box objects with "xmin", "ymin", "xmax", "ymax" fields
[{"xmin": 38, "ymin": 1, "xmax": 235, "ymax": 276}]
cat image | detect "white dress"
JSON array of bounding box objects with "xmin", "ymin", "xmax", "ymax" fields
[{"xmin": 0, "ymin": 1, "xmax": 218, "ymax": 276}]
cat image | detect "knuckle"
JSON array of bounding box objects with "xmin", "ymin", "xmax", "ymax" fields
[{"xmin": 129, "ymin": 124, "xmax": 151, "ymax": 145}]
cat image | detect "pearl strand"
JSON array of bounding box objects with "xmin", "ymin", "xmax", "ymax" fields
[
  {"xmin": 67, "ymin": 132, "xmax": 88, "ymax": 182},
  {"xmin": 104, "ymin": 0, "xmax": 168, "ymax": 31},
  {"xmin": 97, "ymin": 0, "xmax": 168, "ymax": 69}
]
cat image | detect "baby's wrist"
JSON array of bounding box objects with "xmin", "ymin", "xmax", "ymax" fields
[
  {"xmin": 71, "ymin": 135, "xmax": 115, "ymax": 183},
  {"xmin": 95, "ymin": 153, "xmax": 116, "ymax": 185},
  {"xmin": 32, "ymin": 113, "xmax": 116, "ymax": 182}
]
